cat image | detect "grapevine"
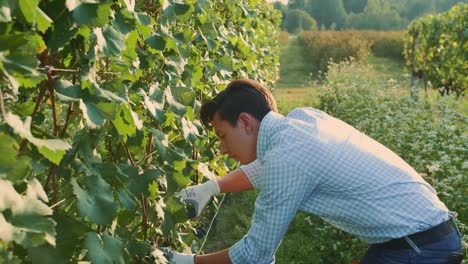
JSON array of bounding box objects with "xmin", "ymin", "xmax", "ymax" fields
[
  {"xmin": 404, "ymin": 3, "xmax": 467, "ymax": 98},
  {"xmin": 0, "ymin": 0, "xmax": 281, "ymax": 262}
]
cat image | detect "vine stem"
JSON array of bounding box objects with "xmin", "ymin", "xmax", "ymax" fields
[
  {"xmin": 43, "ymin": 52, "xmax": 60, "ymax": 205},
  {"xmin": 107, "ymin": 138, "xmax": 115, "ymax": 162},
  {"xmin": 60, "ymin": 103, "xmax": 73, "ymax": 138},
  {"xmin": 52, "ymin": 164, "xmax": 58, "ymax": 204},
  {"xmin": 48, "ymin": 85, "xmax": 59, "ymax": 137},
  {"xmin": 44, "ymin": 164, "xmax": 58, "ymax": 205},
  {"xmin": 32, "ymin": 83, "xmax": 48, "ymax": 114},
  {"xmin": 19, "ymin": 83, "xmax": 48, "ymax": 152},
  {"xmin": 124, "ymin": 142, "xmax": 136, "ymax": 166},
  {"xmin": 192, "ymin": 144, "xmax": 199, "ymax": 183},
  {"xmin": 141, "ymin": 194, "xmax": 148, "ymax": 240},
  {"xmin": 145, "ymin": 133, "xmax": 153, "ymax": 169},
  {"xmin": 0, "ymin": 88, "xmax": 5, "ymax": 116}
]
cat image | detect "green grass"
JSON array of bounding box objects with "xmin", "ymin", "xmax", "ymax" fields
[
  {"xmin": 274, "ymin": 87, "xmax": 321, "ymax": 114},
  {"xmin": 277, "ymin": 36, "xmax": 311, "ymax": 88}
]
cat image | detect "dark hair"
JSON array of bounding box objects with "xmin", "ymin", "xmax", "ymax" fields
[{"xmin": 200, "ymin": 79, "xmax": 277, "ymax": 127}]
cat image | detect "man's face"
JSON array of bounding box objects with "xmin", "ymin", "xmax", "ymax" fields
[{"xmin": 212, "ymin": 112, "xmax": 258, "ymax": 165}]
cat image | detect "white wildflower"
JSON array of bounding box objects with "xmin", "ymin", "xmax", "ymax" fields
[
  {"xmin": 426, "ymin": 163, "xmax": 441, "ymax": 172},
  {"xmin": 462, "ymin": 161, "xmax": 468, "ymax": 170}
]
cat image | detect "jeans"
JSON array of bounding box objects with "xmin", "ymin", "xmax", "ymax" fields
[{"xmin": 360, "ymin": 229, "xmax": 465, "ymax": 264}]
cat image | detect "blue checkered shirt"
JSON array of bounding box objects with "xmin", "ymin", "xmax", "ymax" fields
[{"xmin": 229, "ymin": 108, "xmax": 449, "ymax": 264}]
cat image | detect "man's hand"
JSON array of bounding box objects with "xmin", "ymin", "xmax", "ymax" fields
[
  {"xmin": 159, "ymin": 248, "xmax": 195, "ymax": 264},
  {"xmin": 180, "ymin": 180, "xmax": 220, "ymax": 218}
]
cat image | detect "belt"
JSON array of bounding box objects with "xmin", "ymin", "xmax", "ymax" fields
[{"xmin": 372, "ymin": 218, "xmax": 457, "ymax": 250}]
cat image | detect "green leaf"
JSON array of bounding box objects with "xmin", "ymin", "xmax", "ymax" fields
[
  {"xmin": 162, "ymin": 2, "xmax": 193, "ymax": 22},
  {"xmin": 111, "ymin": 105, "xmax": 137, "ymax": 139},
  {"xmin": 98, "ymin": 25, "xmax": 126, "ymax": 56},
  {"xmin": 194, "ymin": 162, "xmax": 217, "ymax": 181},
  {"xmin": 173, "ymin": 160, "xmax": 186, "ymax": 172},
  {"xmin": 35, "ymin": 7, "xmax": 53, "ymax": 33},
  {"xmin": 181, "ymin": 117, "xmax": 199, "ymax": 143},
  {"xmin": 46, "ymin": 8, "xmax": 78, "ymax": 50},
  {"xmin": 0, "ymin": 48, "xmax": 45, "ymax": 93},
  {"xmin": 69, "ymin": 1, "xmax": 112, "ymax": 27},
  {"xmin": 55, "ymin": 80, "xmax": 82, "ymax": 101},
  {"xmin": 112, "ymin": 8, "xmax": 136, "ymax": 35},
  {"xmin": 135, "ymin": 12, "xmax": 152, "ymax": 26},
  {"xmin": 0, "ymin": 132, "xmax": 31, "ymax": 183},
  {"xmin": 0, "ymin": 179, "xmax": 56, "ymax": 248},
  {"xmin": 126, "ymin": 169, "xmax": 162, "ymax": 198},
  {"xmin": 71, "ymin": 175, "xmax": 118, "ymax": 225},
  {"xmin": 75, "ymin": 131, "xmax": 102, "ymax": 167},
  {"xmin": 173, "ymin": 29, "xmax": 194, "ymax": 44},
  {"xmin": 164, "ymin": 87, "xmax": 186, "ymax": 115},
  {"xmin": 4, "ymin": 113, "xmax": 71, "ymax": 164},
  {"xmin": 13, "ymin": 100, "xmax": 35, "ymax": 116},
  {"xmin": 161, "ymin": 196, "xmax": 188, "ymax": 235},
  {"xmin": 19, "ymin": 0, "xmax": 39, "ymax": 24},
  {"xmin": 85, "ymin": 232, "xmax": 124, "ymax": 264},
  {"xmin": 79, "ymin": 100, "xmax": 117, "ymax": 129},
  {"xmin": 117, "ymin": 188, "xmax": 136, "ymax": 210},
  {"xmin": 28, "ymin": 213, "xmax": 93, "ymax": 264},
  {"xmin": 38, "ymin": 146, "xmax": 67, "ymax": 165},
  {"xmin": 0, "ymin": 26, "xmax": 45, "ymax": 53},
  {"xmin": 127, "ymin": 240, "xmax": 154, "ymax": 260},
  {"xmin": 145, "ymin": 34, "xmax": 167, "ymax": 51},
  {"xmin": 165, "ymin": 54, "xmax": 187, "ymax": 76},
  {"xmin": 56, "ymin": 80, "xmax": 121, "ymax": 129},
  {"xmin": 150, "ymin": 128, "xmax": 169, "ymax": 157},
  {"xmin": 148, "ymin": 181, "xmax": 159, "ymax": 200},
  {"xmin": 214, "ymin": 55, "xmax": 234, "ymax": 77},
  {"xmin": 140, "ymin": 89, "xmax": 164, "ymax": 122},
  {"xmin": 165, "ymin": 170, "xmax": 190, "ymax": 195},
  {"xmin": 174, "ymin": 3, "xmax": 191, "ymax": 16},
  {"xmin": 161, "ymin": 211, "xmax": 176, "ymax": 236},
  {"xmin": 164, "ymin": 196, "xmax": 188, "ymax": 223}
]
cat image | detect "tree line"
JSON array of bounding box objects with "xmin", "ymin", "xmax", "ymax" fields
[{"xmin": 273, "ymin": 0, "xmax": 467, "ymax": 32}]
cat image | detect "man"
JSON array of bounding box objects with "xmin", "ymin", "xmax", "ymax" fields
[{"xmin": 162, "ymin": 79, "xmax": 464, "ymax": 264}]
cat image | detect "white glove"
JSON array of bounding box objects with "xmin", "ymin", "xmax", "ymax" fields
[
  {"xmin": 180, "ymin": 180, "xmax": 220, "ymax": 218},
  {"xmin": 159, "ymin": 248, "xmax": 194, "ymax": 264}
]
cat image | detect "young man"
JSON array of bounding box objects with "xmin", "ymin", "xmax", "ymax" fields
[{"xmin": 162, "ymin": 79, "xmax": 464, "ymax": 264}]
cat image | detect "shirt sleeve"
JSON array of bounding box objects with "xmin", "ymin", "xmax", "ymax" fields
[
  {"xmin": 229, "ymin": 157, "xmax": 312, "ymax": 264},
  {"xmin": 239, "ymin": 159, "xmax": 262, "ymax": 189}
]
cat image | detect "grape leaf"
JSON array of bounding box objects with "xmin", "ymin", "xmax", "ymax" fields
[
  {"xmin": 0, "ymin": 180, "xmax": 56, "ymax": 248},
  {"xmin": 4, "ymin": 112, "xmax": 71, "ymax": 164},
  {"xmin": 84, "ymin": 232, "xmax": 124, "ymax": 264},
  {"xmin": 71, "ymin": 175, "xmax": 118, "ymax": 225},
  {"xmin": 0, "ymin": 132, "xmax": 31, "ymax": 183}
]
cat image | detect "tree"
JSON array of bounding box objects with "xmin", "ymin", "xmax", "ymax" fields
[
  {"xmin": 288, "ymin": 0, "xmax": 307, "ymax": 10},
  {"xmin": 407, "ymin": 0, "xmax": 436, "ymax": 20},
  {"xmin": 272, "ymin": 1, "xmax": 288, "ymax": 29},
  {"xmin": 346, "ymin": 0, "xmax": 408, "ymax": 30},
  {"xmin": 343, "ymin": 0, "xmax": 368, "ymax": 14},
  {"xmin": 305, "ymin": 0, "xmax": 347, "ymax": 29},
  {"xmin": 435, "ymin": 0, "xmax": 467, "ymax": 12},
  {"xmin": 273, "ymin": 1, "xmax": 288, "ymax": 13},
  {"xmin": 283, "ymin": 9, "xmax": 318, "ymax": 33}
]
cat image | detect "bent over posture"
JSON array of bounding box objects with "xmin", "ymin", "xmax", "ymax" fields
[{"xmin": 164, "ymin": 79, "xmax": 464, "ymax": 264}]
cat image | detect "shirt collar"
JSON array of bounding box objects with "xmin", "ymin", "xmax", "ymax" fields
[{"xmin": 257, "ymin": 111, "xmax": 284, "ymax": 161}]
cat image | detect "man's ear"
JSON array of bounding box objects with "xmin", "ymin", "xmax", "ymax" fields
[{"xmin": 238, "ymin": 113, "xmax": 255, "ymax": 133}]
